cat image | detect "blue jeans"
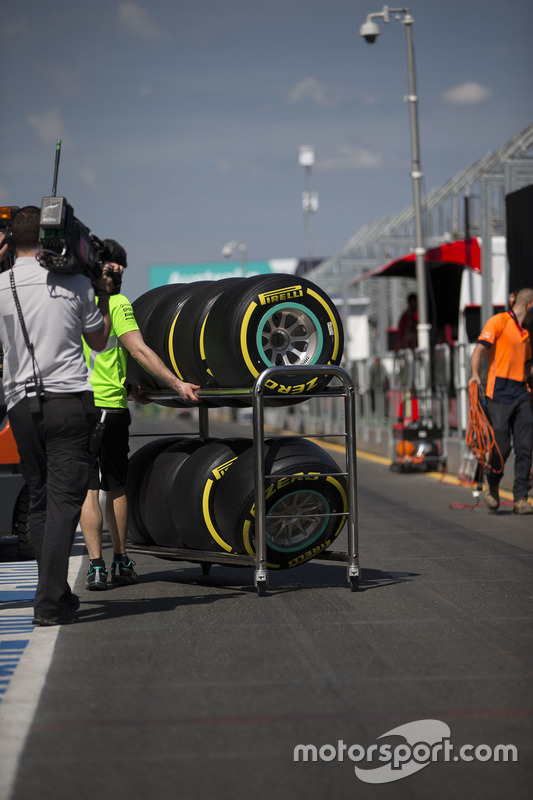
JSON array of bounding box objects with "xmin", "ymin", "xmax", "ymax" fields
[
  {"xmin": 9, "ymin": 393, "xmax": 95, "ymax": 618},
  {"xmin": 485, "ymin": 394, "xmax": 533, "ymax": 501}
]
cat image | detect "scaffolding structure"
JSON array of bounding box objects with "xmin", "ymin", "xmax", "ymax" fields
[{"xmin": 309, "ymin": 124, "xmax": 533, "ymax": 354}]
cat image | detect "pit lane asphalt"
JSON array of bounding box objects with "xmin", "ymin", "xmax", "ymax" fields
[{"xmin": 1, "ymin": 409, "xmax": 532, "ymax": 800}]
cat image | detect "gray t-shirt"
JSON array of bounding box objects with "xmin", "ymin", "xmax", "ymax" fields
[{"xmin": 0, "ymin": 257, "xmax": 104, "ymax": 410}]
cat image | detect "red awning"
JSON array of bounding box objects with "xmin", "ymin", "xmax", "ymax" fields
[{"xmin": 350, "ymin": 238, "xmax": 481, "ymax": 285}]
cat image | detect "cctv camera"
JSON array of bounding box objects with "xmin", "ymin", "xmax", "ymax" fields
[{"xmin": 360, "ymin": 20, "xmax": 380, "ymax": 43}]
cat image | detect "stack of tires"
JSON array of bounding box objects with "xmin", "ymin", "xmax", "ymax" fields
[
  {"xmin": 125, "ymin": 273, "xmax": 347, "ymax": 569},
  {"xmin": 126, "ymin": 435, "xmax": 347, "ymax": 569},
  {"xmin": 126, "ymin": 273, "xmax": 344, "ymax": 405}
]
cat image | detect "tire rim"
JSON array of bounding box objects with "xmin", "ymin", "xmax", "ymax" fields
[
  {"xmin": 256, "ymin": 303, "xmax": 323, "ymax": 368},
  {"xmin": 265, "ymin": 489, "xmax": 329, "ymax": 552}
]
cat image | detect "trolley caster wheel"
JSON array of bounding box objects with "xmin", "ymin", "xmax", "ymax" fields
[
  {"xmin": 200, "ymin": 562, "xmax": 212, "ymax": 576},
  {"xmin": 349, "ymin": 575, "xmax": 360, "ymax": 592},
  {"xmin": 256, "ymin": 581, "xmax": 267, "ymax": 597}
]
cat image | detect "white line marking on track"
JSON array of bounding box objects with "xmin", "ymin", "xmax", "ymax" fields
[{"xmin": 0, "ymin": 536, "xmax": 84, "ymax": 800}]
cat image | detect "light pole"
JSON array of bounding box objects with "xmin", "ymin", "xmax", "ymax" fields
[
  {"xmin": 222, "ymin": 240, "xmax": 247, "ymax": 277},
  {"xmin": 360, "ymin": 6, "xmax": 430, "ymax": 357},
  {"xmin": 299, "ymin": 145, "xmax": 319, "ymax": 272}
]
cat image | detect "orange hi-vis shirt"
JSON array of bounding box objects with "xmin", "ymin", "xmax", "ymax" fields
[{"xmin": 478, "ymin": 311, "xmax": 532, "ymax": 401}]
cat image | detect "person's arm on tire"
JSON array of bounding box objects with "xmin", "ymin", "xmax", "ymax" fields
[{"xmin": 119, "ymin": 329, "xmax": 200, "ymax": 402}]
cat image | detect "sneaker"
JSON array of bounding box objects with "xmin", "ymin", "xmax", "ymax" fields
[
  {"xmin": 513, "ymin": 498, "xmax": 533, "ymax": 515},
  {"xmin": 86, "ymin": 564, "xmax": 108, "ymax": 591},
  {"xmin": 111, "ymin": 557, "xmax": 138, "ymax": 585},
  {"xmin": 483, "ymin": 485, "xmax": 500, "ymax": 511}
]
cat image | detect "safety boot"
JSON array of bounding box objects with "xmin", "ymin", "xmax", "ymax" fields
[
  {"xmin": 483, "ymin": 484, "xmax": 500, "ymax": 511},
  {"xmin": 513, "ymin": 498, "xmax": 533, "ymax": 515}
]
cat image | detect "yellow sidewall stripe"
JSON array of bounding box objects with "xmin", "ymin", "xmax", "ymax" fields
[
  {"xmin": 306, "ymin": 287, "xmax": 340, "ymax": 361},
  {"xmin": 240, "ymin": 301, "xmax": 259, "ymax": 378},
  {"xmin": 202, "ymin": 479, "xmax": 233, "ymax": 552},
  {"xmin": 199, "ymin": 313, "xmax": 209, "ymax": 361},
  {"xmin": 168, "ymin": 312, "xmax": 184, "ymax": 379}
]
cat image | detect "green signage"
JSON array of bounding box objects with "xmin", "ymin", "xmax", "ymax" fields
[{"xmin": 148, "ymin": 261, "xmax": 274, "ymax": 288}]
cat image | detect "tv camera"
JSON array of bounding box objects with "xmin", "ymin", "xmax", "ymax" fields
[{"xmin": 1, "ymin": 141, "xmax": 124, "ymax": 294}]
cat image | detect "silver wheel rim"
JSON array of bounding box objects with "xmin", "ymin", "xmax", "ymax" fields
[
  {"xmin": 260, "ymin": 306, "xmax": 321, "ymax": 367},
  {"xmin": 266, "ymin": 490, "xmax": 328, "ymax": 551}
]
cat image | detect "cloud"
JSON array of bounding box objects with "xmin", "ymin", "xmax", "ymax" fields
[
  {"xmin": 26, "ymin": 108, "xmax": 71, "ymax": 148},
  {"xmin": 441, "ymin": 81, "xmax": 491, "ymax": 105},
  {"xmin": 287, "ymin": 77, "xmax": 347, "ymax": 108},
  {"xmin": 317, "ymin": 145, "xmax": 384, "ymax": 171},
  {"xmin": 138, "ymin": 85, "xmax": 153, "ymax": 96},
  {"xmin": 118, "ymin": 3, "xmax": 168, "ymax": 39}
]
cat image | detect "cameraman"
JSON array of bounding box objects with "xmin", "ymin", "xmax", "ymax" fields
[
  {"xmin": 0, "ymin": 206, "xmax": 115, "ymax": 625},
  {"xmin": 79, "ymin": 239, "xmax": 200, "ymax": 590}
]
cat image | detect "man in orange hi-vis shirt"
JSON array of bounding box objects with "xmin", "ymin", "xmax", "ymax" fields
[{"xmin": 469, "ymin": 287, "xmax": 533, "ymax": 514}]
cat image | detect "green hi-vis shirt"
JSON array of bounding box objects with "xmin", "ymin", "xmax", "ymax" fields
[{"xmin": 83, "ymin": 294, "xmax": 140, "ymax": 408}]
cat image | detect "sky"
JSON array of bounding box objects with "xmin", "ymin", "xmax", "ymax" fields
[{"xmin": 1, "ymin": 0, "xmax": 532, "ymax": 302}]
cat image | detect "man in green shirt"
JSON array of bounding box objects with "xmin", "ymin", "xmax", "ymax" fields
[{"xmin": 80, "ymin": 240, "xmax": 200, "ymax": 590}]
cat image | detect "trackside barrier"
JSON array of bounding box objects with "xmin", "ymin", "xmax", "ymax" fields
[
  {"xmin": 262, "ymin": 344, "xmax": 473, "ymax": 471},
  {"xmin": 453, "ymin": 341, "xmax": 471, "ymax": 437},
  {"xmin": 127, "ymin": 364, "xmax": 360, "ymax": 596}
]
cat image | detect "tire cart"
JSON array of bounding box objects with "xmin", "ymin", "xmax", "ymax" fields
[{"xmin": 127, "ymin": 364, "xmax": 360, "ymax": 596}]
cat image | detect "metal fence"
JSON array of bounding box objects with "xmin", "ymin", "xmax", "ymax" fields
[{"xmin": 264, "ymin": 343, "xmax": 474, "ymax": 471}]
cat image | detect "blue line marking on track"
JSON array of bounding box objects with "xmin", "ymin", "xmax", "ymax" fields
[
  {"xmin": 0, "ymin": 561, "xmax": 38, "ymax": 606},
  {"xmin": 0, "ymin": 563, "xmax": 38, "ymax": 584},
  {"xmin": 0, "ymin": 591, "xmax": 35, "ymax": 602},
  {"xmin": 0, "ymin": 532, "xmax": 84, "ymax": 710},
  {"xmin": 0, "ymin": 616, "xmax": 35, "ymax": 635},
  {"xmin": 0, "ymin": 638, "xmax": 31, "ymax": 702}
]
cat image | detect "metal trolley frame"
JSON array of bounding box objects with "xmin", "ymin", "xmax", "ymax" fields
[{"xmin": 128, "ymin": 364, "xmax": 360, "ymax": 596}]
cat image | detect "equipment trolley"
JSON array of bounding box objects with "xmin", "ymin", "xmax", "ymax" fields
[{"xmin": 128, "ymin": 364, "xmax": 360, "ymax": 596}]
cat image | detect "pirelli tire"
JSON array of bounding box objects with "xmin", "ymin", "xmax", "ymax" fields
[
  {"xmin": 202, "ymin": 274, "xmax": 344, "ymax": 399},
  {"xmin": 125, "ymin": 437, "xmax": 185, "ymax": 545},
  {"xmin": 125, "ymin": 284, "xmax": 181, "ymax": 392},
  {"xmin": 139, "ymin": 437, "xmax": 215, "ymax": 548},
  {"xmin": 174, "ymin": 437, "xmax": 254, "ymax": 552},
  {"xmin": 127, "ymin": 283, "xmax": 215, "ymax": 408},
  {"xmin": 161, "ymin": 277, "xmax": 247, "ymax": 408},
  {"xmin": 213, "ymin": 437, "xmax": 348, "ymax": 569},
  {"xmin": 164, "ymin": 278, "xmax": 242, "ymax": 388}
]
